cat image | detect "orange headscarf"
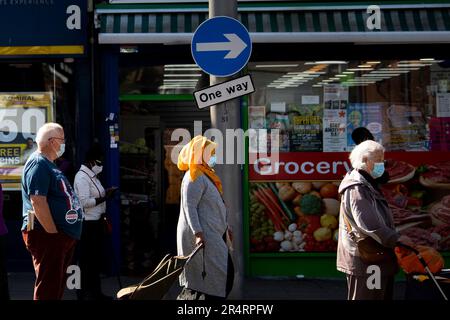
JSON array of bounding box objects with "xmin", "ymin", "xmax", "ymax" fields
[{"xmin": 177, "ymin": 135, "xmax": 223, "ymax": 194}]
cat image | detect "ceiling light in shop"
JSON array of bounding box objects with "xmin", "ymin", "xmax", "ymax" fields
[
  {"xmin": 164, "ymin": 64, "xmax": 198, "ymax": 67},
  {"xmin": 420, "ymin": 58, "xmax": 435, "ymax": 62},
  {"xmin": 304, "ymin": 71, "xmax": 327, "ymax": 74},
  {"xmin": 358, "ymin": 64, "xmax": 372, "ymax": 68},
  {"xmin": 397, "ymin": 64, "xmax": 426, "ymax": 67},
  {"xmin": 346, "ymin": 68, "xmax": 374, "ymax": 71},
  {"xmin": 255, "ymin": 64, "xmax": 299, "ymax": 68},
  {"xmin": 164, "ymin": 74, "xmax": 202, "ymax": 77},
  {"xmin": 120, "ymin": 46, "xmax": 138, "ymax": 53},
  {"xmin": 164, "ymin": 68, "xmax": 201, "ymax": 71},
  {"xmin": 366, "ymin": 61, "xmax": 381, "ymax": 64},
  {"xmin": 376, "ymin": 69, "xmax": 410, "ymax": 73},
  {"xmin": 313, "ymin": 61, "xmax": 348, "ymax": 65},
  {"xmin": 335, "ymin": 75, "xmax": 348, "ymax": 78},
  {"xmin": 343, "ymin": 71, "xmax": 355, "ymax": 74},
  {"xmin": 164, "ymin": 79, "xmax": 198, "ymax": 82}
]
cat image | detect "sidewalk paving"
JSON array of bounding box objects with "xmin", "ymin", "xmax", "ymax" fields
[{"xmin": 7, "ymin": 272, "xmax": 408, "ymax": 300}]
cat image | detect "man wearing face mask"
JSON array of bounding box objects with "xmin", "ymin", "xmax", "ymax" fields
[
  {"xmin": 74, "ymin": 144, "xmax": 116, "ymax": 300},
  {"xmin": 21, "ymin": 123, "xmax": 83, "ymax": 300}
]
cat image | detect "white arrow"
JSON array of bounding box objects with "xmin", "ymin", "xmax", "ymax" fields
[{"xmin": 196, "ymin": 33, "xmax": 247, "ymax": 59}]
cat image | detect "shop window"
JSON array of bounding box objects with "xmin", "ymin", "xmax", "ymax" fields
[
  {"xmin": 247, "ymin": 59, "xmax": 450, "ymax": 254},
  {"xmin": 119, "ymin": 64, "xmax": 209, "ymax": 95}
]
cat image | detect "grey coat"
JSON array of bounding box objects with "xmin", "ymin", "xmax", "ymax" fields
[
  {"xmin": 177, "ymin": 171, "xmax": 229, "ymax": 297},
  {"xmin": 337, "ymin": 170, "xmax": 399, "ymax": 277}
]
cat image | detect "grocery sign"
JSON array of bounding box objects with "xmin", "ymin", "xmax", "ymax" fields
[
  {"xmin": 0, "ymin": 92, "xmax": 53, "ymax": 190},
  {"xmin": 249, "ymin": 152, "xmax": 450, "ymax": 181}
]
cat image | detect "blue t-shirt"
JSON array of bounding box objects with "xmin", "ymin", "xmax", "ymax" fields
[{"xmin": 21, "ymin": 153, "xmax": 83, "ymax": 239}]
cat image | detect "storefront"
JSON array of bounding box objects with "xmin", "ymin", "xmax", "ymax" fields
[
  {"xmin": 0, "ymin": 1, "xmax": 91, "ymax": 269},
  {"xmin": 96, "ymin": 1, "xmax": 450, "ymax": 277}
]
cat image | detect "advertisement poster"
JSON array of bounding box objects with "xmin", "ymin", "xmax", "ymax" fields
[
  {"xmin": 386, "ymin": 104, "xmax": 429, "ymax": 151},
  {"xmin": 248, "ymin": 106, "xmax": 266, "ymax": 130},
  {"xmin": 437, "ymin": 93, "xmax": 450, "ymax": 117},
  {"xmin": 289, "ymin": 104, "xmax": 323, "ymax": 152},
  {"xmin": 323, "ymin": 109, "xmax": 347, "ymax": 152},
  {"xmin": 323, "ymin": 84, "xmax": 348, "ymax": 110},
  {"xmin": 248, "ymin": 151, "xmax": 450, "ymax": 253},
  {"xmin": 347, "ymin": 103, "xmax": 383, "ymax": 149},
  {"xmin": 429, "ymin": 117, "xmax": 450, "ymax": 151},
  {"xmin": 322, "ymin": 84, "xmax": 348, "ymax": 152},
  {"xmin": 0, "ymin": 92, "xmax": 53, "ymax": 190}
]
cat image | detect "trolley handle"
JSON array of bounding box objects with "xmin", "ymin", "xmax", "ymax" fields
[{"xmin": 396, "ymin": 242, "xmax": 419, "ymax": 254}]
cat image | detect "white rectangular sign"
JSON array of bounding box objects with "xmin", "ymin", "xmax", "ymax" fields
[{"xmin": 194, "ymin": 75, "xmax": 255, "ymax": 109}]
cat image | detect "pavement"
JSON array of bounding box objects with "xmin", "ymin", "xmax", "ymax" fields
[{"xmin": 6, "ymin": 272, "xmax": 410, "ymax": 300}]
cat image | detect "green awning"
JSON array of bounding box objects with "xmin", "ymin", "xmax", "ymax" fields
[{"xmin": 96, "ymin": 6, "xmax": 450, "ymax": 44}]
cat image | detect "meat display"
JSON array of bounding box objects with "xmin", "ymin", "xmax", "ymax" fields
[
  {"xmin": 420, "ymin": 161, "xmax": 450, "ymax": 184},
  {"xmin": 399, "ymin": 227, "xmax": 439, "ymax": 249},
  {"xmin": 429, "ymin": 195, "xmax": 450, "ymax": 226},
  {"xmin": 385, "ymin": 159, "xmax": 415, "ymax": 183},
  {"xmin": 390, "ymin": 206, "xmax": 431, "ymax": 227}
]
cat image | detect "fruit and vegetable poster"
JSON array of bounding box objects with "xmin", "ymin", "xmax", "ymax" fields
[
  {"xmin": 0, "ymin": 92, "xmax": 53, "ymax": 191},
  {"xmin": 248, "ymin": 151, "xmax": 450, "ymax": 253}
]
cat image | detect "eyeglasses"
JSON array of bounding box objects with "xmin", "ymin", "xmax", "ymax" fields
[{"xmin": 49, "ymin": 137, "xmax": 65, "ymax": 143}]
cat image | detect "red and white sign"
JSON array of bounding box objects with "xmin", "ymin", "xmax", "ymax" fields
[{"xmin": 249, "ymin": 151, "xmax": 450, "ymax": 181}]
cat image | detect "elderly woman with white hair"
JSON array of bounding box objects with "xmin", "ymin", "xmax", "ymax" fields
[{"xmin": 337, "ymin": 140, "xmax": 402, "ymax": 300}]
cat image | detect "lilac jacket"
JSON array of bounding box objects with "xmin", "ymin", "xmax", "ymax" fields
[{"xmin": 0, "ymin": 184, "xmax": 7, "ymax": 236}]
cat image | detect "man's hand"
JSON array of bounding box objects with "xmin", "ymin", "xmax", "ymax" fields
[{"xmin": 30, "ymin": 195, "xmax": 58, "ymax": 233}]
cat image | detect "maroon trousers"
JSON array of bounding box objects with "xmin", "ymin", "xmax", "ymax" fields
[{"xmin": 22, "ymin": 230, "xmax": 77, "ymax": 300}]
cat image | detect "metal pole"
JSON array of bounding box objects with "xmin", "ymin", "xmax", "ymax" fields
[{"xmin": 209, "ymin": 0, "xmax": 243, "ymax": 299}]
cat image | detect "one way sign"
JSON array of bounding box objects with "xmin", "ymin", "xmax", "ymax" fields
[
  {"xmin": 191, "ymin": 16, "xmax": 252, "ymax": 77},
  {"xmin": 194, "ymin": 75, "xmax": 255, "ymax": 109}
]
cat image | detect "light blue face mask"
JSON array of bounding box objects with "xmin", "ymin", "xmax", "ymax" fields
[
  {"xmin": 371, "ymin": 162, "xmax": 385, "ymax": 178},
  {"xmin": 56, "ymin": 143, "xmax": 65, "ymax": 158},
  {"xmin": 208, "ymin": 155, "xmax": 217, "ymax": 168}
]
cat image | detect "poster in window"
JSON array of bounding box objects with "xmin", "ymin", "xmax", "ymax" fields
[
  {"xmin": 0, "ymin": 92, "xmax": 53, "ymax": 190},
  {"xmin": 289, "ymin": 104, "xmax": 323, "ymax": 152},
  {"xmin": 347, "ymin": 103, "xmax": 383, "ymax": 149},
  {"xmin": 386, "ymin": 104, "xmax": 429, "ymax": 151},
  {"xmin": 322, "ymin": 85, "xmax": 348, "ymax": 152},
  {"xmin": 323, "ymin": 109, "xmax": 347, "ymax": 152},
  {"xmin": 437, "ymin": 93, "xmax": 450, "ymax": 117},
  {"xmin": 429, "ymin": 117, "xmax": 450, "ymax": 151}
]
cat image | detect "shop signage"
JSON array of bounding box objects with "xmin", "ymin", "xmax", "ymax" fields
[
  {"xmin": 0, "ymin": 92, "xmax": 53, "ymax": 190},
  {"xmin": 191, "ymin": 16, "xmax": 252, "ymax": 77},
  {"xmin": 249, "ymin": 151, "xmax": 450, "ymax": 181},
  {"xmin": 0, "ymin": 0, "xmax": 87, "ymax": 54},
  {"xmin": 194, "ymin": 75, "xmax": 254, "ymax": 109}
]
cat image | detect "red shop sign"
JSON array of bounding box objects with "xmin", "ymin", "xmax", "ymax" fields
[{"xmin": 249, "ymin": 151, "xmax": 450, "ymax": 181}]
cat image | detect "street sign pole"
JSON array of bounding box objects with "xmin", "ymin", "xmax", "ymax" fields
[{"xmin": 209, "ymin": 0, "xmax": 243, "ymax": 299}]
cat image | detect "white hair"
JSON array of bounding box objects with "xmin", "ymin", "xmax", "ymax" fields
[
  {"xmin": 35, "ymin": 123, "xmax": 64, "ymax": 148},
  {"xmin": 349, "ymin": 140, "xmax": 385, "ymax": 170}
]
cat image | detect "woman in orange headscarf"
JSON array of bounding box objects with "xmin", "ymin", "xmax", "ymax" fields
[{"xmin": 176, "ymin": 136, "xmax": 234, "ymax": 300}]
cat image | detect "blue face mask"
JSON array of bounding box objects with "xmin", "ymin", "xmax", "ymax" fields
[
  {"xmin": 371, "ymin": 162, "xmax": 385, "ymax": 178},
  {"xmin": 208, "ymin": 155, "xmax": 217, "ymax": 168}
]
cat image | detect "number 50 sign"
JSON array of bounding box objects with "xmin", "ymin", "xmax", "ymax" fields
[{"xmin": 0, "ymin": 92, "xmax": 53, "ymax": 190}]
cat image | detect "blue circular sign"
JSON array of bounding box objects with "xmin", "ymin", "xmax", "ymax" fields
[{"xmin": 191, "ymin": 16, "xmax": 252, "ymax": 77}]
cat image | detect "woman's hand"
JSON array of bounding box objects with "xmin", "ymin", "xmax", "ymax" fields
[{"xmin": 195, "ymin": 232, "xmax": 205, "ymax": 246}]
